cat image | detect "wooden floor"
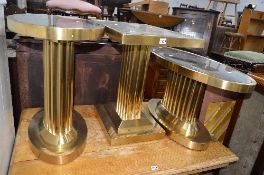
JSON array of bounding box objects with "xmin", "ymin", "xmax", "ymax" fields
[{"xmin": 9, "ymin": 106, "xmax": 238, "ymax": 175}]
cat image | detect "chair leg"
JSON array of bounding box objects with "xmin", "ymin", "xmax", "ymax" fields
[
  {"xmin": 234, "ymin": 4, "xmax": 238, "ymax": 29},
  {"xmin": 206, "ymin": 0, "xmax": 212, "ymax": 10},
  {"xmin": 221, "ymin": 35, "xmax": 226, "ymax": 51},
  {"xmin": 228, "ymin": 36, "xmax": 233, "ymax": 51}
]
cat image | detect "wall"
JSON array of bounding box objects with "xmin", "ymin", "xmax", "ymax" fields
[
  {"xmin": 132, "ymin": 0, "xmax": 264, "ymax": 16},
  {"xmin": 0, "ymin": 0, "xmax": 15, "ymax": 174}
]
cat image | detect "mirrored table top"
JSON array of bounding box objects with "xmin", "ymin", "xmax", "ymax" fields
[
  {"xmin": 7, "ymin": 14, "xmax": 204, "ymax": 47},
  {"xmin": 96, "ymin": 20, "xmax": 204, "ymax": 47},
  {"xmin": 7, "ymin": 14, "xmax": 105, "ymax": 41},
  {"xmin": 152, "ymin": 47, "xmax": 256, "ymax": 93}
]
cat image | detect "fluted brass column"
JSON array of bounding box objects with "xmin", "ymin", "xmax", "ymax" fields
[
  {"xmin": 28, "ymin": 40, "xmax": 87, "ymax": 164},
  {"xmin": 149, "ymin": 71, "xmax": 211, "ymax": 151},
  {"xmin": 162, "ymin": 72, "xmax": 205, "ymax": 124},
  {"xmin": 96, "ymin": 45, "xmax": 165, "ymax": 145},
  {"xmin": 116, "ymin": 45, "xmax": 149, "ymax": 121}
]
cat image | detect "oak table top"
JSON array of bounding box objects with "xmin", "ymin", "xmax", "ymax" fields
[{"xmin": 9, "ymin": 105, "xmax": 238, "ymax": 175}]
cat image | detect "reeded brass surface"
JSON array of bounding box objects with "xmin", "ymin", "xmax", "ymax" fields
[
  {"xmin": 148, "ymin": 72, "xmax": 211, "ymax": 150},
  {"xmin": 7, "ymin": 14, "xmax": 104, "ymax": 41},
  {"xmin": 152, "ymin": 47, "xmax": 256, "ymax": 93},
  {"xmin": 96, "ymin": 45, "xmax": 165, "ymax": 145},
  {"xmin": 116, "ymin": 45, "xmax": 150, "ymax": 121},
  {"xmin": 148, "ymin": 48, "xmax": 256, "ymax": 150},
  {"xmin": 27, "ymin": 40, "xmax": 87, "ymax": 164}
]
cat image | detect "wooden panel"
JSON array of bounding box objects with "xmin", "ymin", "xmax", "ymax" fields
[{"xmin": 9, "ymin": 106, "xmax": 238, "ymax": 175}]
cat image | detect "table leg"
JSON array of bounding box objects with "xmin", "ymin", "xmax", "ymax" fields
[
  {"xmin": 149, "ymin": 71, "xmax": 211, "ymax": 150},
  {"xmin": 96, "ymin": 45, "xmax": 165, "ymax": 145},
  {"xmin": 28, "ymin": 40, "xmax": 87, "ymax": 164}
]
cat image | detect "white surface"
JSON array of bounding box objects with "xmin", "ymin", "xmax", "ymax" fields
[
  {"xmin": 131, "ymin": 0, "xmax": 264, "ymax": 15},
  {"xmin": 0, "ymin": 5, "xmax": 15, "ymax": 175},
  {"xmin": 0, "ymin": 0, "xmax": 6, "ymax": 5},
  {"xmin": 17, "ymin": 0, "xmax": 26, "ymax": 9}
]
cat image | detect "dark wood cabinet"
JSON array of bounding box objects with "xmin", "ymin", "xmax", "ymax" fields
[{"xmin": 172, "ymin": 7, "xmax": 219, "ymax": 56}]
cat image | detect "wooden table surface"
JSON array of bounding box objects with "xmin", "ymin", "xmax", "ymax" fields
[
  {"xmin": 249, "ymin": 73, "xmax": 264, "ymax": 87},
  {"xmin": 9, "ymin": 106, "xmax": 238, "ymax": 175}
]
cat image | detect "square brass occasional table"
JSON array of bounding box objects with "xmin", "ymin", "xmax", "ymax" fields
[
  {"xmin": 94, "ymin": 20, "xmax": 205, "ymax": 145},
  {"xmin": 148, "ymin": 47, "xmax": 256, "ymax": 150}
]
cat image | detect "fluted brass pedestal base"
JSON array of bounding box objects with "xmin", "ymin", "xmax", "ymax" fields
[
  {"xmin": 149, "ymin": 99, "xmax": 211, "ymax": 151},
  {"xmin": 28, "ymin": 110, "xmax": 87, "ymax": 164},
  {"xmin": 96, "ymin": 103, "xmax": 165, "ymax": 146}
]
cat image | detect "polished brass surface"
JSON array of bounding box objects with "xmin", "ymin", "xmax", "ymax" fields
[
  {"xmin": 27, "ymin": 40, "xmax": 87, "ymax": 164},
  {"xmin": 148, "ymin": 72, "xmax": 211, "ymax": 151},
  {"xmin": 43, "ymin": 40, "xmax": 74, "ymax": 135},
  {"xmin": 148, "ymin": 48, "xmax": 256, "ymax": 150},
  {"xmin": 204, "ymin": 101, "xmax": 236, "ymax": 142},
  {"xmin": 96, "ymin": 103, "xmax": 165, "ymax": 145},
  {"xmin": 116, "ymin": 45, "xmax": 150, "ymax": 120},
  {"xmin": 162, "ymin": 72, "xmax": 205, "ymax": 123},
  {"xmin": 152, "ymin": 47, "xmax": 256, "ymax": 93},
  {"xmin": 95, "ymin": 20, "xmax": 205, "ymax": 47},
  {"xmin": 28, "ymin": 110, "xmax": 87, "ymax": 164},
  {"xmin": 149, "ymin": 99, "xmax": 211, "ymax": 150},
  {"xmin": 96, "ymin": 45, "xmax": 165, "ymax": 145},
  {"xmin": 7, "ymin": 14, "xmax": 104, "ymax": 41}
]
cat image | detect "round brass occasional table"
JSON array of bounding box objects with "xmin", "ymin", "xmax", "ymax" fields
[
  {"xmin": 7, "ymin": 14, "xmax": 104, "ymax": 164},
  {"xmin": 149, "ymin": 47, "xmax": 256, "ymax": 150}
]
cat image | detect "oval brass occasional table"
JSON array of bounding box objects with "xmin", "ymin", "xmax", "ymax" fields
[
  {"xmin": 148, "ymin": 47, "xmax": 256, "ymax": 150},
  {"xmin": 95, "ymin": 20, "xmax": 205, "ymax": 145},
  {"xmin": 7, "ymin": 14, "xmax": 104, "ymax": 164}
]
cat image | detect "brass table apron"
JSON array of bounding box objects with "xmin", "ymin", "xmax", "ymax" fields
[
  {"xmin": 149, "ymin": 47, "xmax": 256, "ymax": 151},
  {"xmin": 95, "ymin": 21, "xmax": 205, "ymax": 145},
  {"xmin": 7, "ymin": 14, "xmax": 105, "ymax": 164}
]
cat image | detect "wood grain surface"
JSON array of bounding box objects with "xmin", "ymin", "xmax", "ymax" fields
[{"xmin": 9, "ymin": 106, "xmax": 238, "ymax": 175}]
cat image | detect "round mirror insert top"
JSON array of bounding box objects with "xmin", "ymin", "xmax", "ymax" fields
[
  {"xmin": 7, "ymin": 14, "xmax": 104, "ymax": 41},
  {"xmin": 152, "ymin": 47, "xmax": 256, "ymax": 93}
]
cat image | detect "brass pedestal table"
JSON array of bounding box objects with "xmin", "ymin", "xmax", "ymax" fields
[
  {"xmin": 149, "ymin": 47, "xmax": 256, "ymax": 150},
  {"xmin": 7, "ymin": 14, "xmax": 104, "ymax": 164},
  {"xmin": 95, "ymin": 21, "xmax": 205, "ymax": 145}
]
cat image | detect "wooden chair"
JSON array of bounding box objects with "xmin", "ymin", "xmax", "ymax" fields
[
  {"xmin": 206, "ymin": 0, "xmax": 240, "ymax": 28},
  {"xmin": 221, "ymin": 32, "xmax": 243, "ymax": 51}
]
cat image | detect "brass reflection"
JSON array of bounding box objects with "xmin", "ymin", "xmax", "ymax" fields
[
  {"xmin": 96, "ymin": 45, "xmax": 165, "ymax": 145},
  {"xmin": 149, "ymin": 71, "xmax": 211, "ymax": 151},
  {"xmin": 28, "ymin": 40, "xmax": 87, "ymax": 164}
]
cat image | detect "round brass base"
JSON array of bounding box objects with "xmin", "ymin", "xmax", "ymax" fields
[
  {"xmin": 148, "ymin": 99, "xmax": 211, "ymax": 151},
  {"xmin": 28, "ymin": 110, "xmax": 87, "ymax": 164}
]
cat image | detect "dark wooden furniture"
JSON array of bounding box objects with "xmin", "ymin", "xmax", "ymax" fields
[
  {"xmin": 172, "ymin": 7, "xmax": 219, "ymax": 56},
  {"xmin": 9, "ymin": 38, "xmax": 121, "ymax": 128},
  {"xmin": 220, "ymin": 9, "xmax": 264, "ymax": 53},
  {"xmin": 206, "ymin": 0, "xmax": 240, "ymax": 28}
]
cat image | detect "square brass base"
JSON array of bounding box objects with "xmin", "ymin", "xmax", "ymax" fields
[{"xmin": 96, "ymin": 102, "xmax": 165, "ymax": 146}]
